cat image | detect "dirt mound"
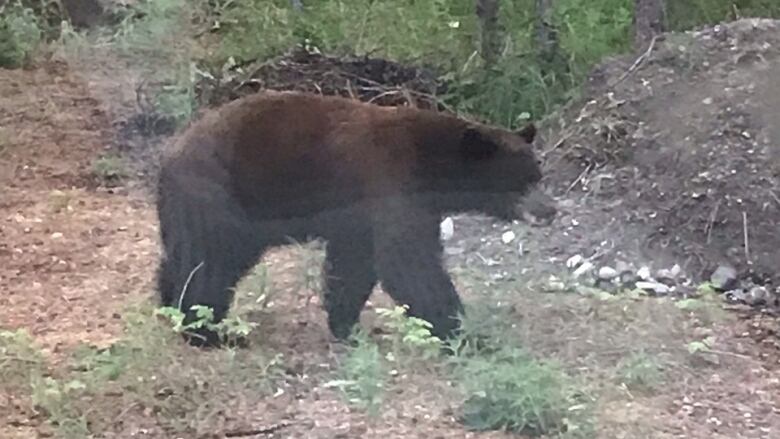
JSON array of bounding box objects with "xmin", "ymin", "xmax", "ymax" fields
[
  {"xmin": 195, "ymin": 46, "xmax": 447, "ymax": 110},
  {"xmin": 543, "ymin": 18, "xmax": 780, "ymax": 290}
]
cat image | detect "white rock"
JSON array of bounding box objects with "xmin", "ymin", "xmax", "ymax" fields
[
  {"xmin": 501, "ymin": 231, "xmax": 516, "ymax": 244},
  {"xmin": 670, "ymin": 263, "xmax": 682, "ymax": 277},
  {"xmin": 598, "ymin": 266, "xmax": 618, "ymax": 280},
  {"xmin": 637, "ymin": 266, "xmax": 652, "ymax": 280},
  {"xmin": 546, "ymin": 275, "xmax": 566, "ymax": 291},
  {"xmin": 440, "ymin": 217, "xmax": 454, "ymax": 240},
  {"xmin": 566, "ymin": 254, "xmax": 584, "ymax": 269},
  {"xmin": 636, "ymin": 281, "xmax": 670, "ymax": 295},
  {"xmin": 572, "ymin": 261, "xmax": 595, "ymax": 279}
]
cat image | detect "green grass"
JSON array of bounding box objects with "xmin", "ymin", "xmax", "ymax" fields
[
  {"xmin": 2, "ymin": 304, "xmax": 284, "ymax": 438},
  {"xmin": 91, "ymin": 153, "xmax": 129, "ymax": 183},
  {"xmin": 328, "ymin": 329, "xmax": 388, "ymax": 417},
  {"xmin": 37, "ymin": 0, "xmax": 780, "ymax": 130},
  {"xmin": 614, "ymin": 350, "xmax": 665, "ymax": 394},
  {"xmin": 450, "ymin": 345, "xmax": 588, "ymax": 436},
  {"xmin": 0, "ymin": 329, "xmax": 46, "ymax": 394}
]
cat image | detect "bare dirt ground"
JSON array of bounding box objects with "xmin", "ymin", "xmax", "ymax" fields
[{"xmin": 2, "ymin": 17, "xmax": 780, "ymax": 439}]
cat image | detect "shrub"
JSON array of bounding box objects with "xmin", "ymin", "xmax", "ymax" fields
[{"xmin": 0, "ymin": 1, "xmax": 43, "ymax": 68}]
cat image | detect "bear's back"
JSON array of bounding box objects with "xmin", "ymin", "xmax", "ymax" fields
[{"xmin": 164, "ymin": 92, "xmax": 441, "ymax": 219}]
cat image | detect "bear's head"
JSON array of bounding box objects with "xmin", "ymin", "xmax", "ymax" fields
[{"xmin": 422, "ymin": 121, "xmax": 556, "ymax": 224}]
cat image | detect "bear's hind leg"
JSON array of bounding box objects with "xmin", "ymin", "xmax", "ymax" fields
[{"xmin": 322, "ymin": 227, "xmax": 378, "ymax": 340}]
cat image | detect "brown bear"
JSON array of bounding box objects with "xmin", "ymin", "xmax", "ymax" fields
[{"xmin": 156, "ymin": 90, "xmax": 552, "ymax": 347}]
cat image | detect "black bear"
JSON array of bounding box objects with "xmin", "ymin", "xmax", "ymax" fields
[{"xmin": 156, "ymin": 90, "xmax": 552, "ymax": 347}]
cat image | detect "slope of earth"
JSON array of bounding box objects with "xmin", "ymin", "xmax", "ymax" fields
[{"xmin": 540, "ymin": 18, "xmax": 780, "ymax": 289}]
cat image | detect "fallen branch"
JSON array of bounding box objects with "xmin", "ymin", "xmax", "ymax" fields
[
  {"xmin": 609, "ymin": 35, "xmax": 659, "ymax": 88},
  {"xmin": 224, "ymin": 421, "xmax": 292, "ymax": 437}
]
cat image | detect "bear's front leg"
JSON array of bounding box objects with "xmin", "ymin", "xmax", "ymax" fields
[{"xmin": 370, "ymin": 198, "xmax": 465, "ymax": 341}]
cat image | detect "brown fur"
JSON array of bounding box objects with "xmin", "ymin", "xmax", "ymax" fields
[{"xmin": 156, "ymin": 90, "xmax": 549, "ymax": 347}]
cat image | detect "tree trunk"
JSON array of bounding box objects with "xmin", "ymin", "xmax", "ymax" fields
[
  {"xmin": 535, "ymin": 0, "xmax": 559, "ymax": 66},
  {"xmin": 476, "ymin": 0, "xmax": 502, "ymax": 66},
  {"xmin": 633, "ymin": 0, "xmax": 665, "ymax": 48}
]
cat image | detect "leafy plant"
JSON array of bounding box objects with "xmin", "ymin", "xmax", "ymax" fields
[
  {"xmin": 615, "ymin": 351, "xmax": 664, "ymax": 393},
  {"xmin": 0, "ymin": 1, "xmax": 43, "ymax": 68},
  {"xmin": 327, "ymin": 329, "xmax": 387, "ymax": 416},
  {"xmin": 30, "ymin": 375, "xmax": 90, "ymax": 437},
  {"xmin": 376, "ymin": 305, "xmax": 443, "ymax": 361},
  {"xmin": 687, "ymin": 336, "xmax": 716, "ymax": 355},
  {"xmin": 0, "ymin": 329, "xmax": 45, "ymax": 393},
  {"xmin": 156, "ymin": 304, "xmax": 257, "ymax": 347},
  {"xmin": 91, "ymin": 154, "xmax": 129, "ymax": 184}
]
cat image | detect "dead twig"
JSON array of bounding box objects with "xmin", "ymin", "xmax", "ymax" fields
[
  {"xmin": 564, "ymin": 163, "xmax": 593, "ymax": 195},
  {"xmin": 767, "ymin": 189, "xmax": 780, "ymax": 207},
  {"xmin": 0, "ymin": 355, "xmax": 39, "ymax": 364},
  {"xmin": 742, "ymin": 211, "xmax": 750, "ymax": 262},
  {"xmin": 177, "ymin": 261, "xmax": 205, "ymax": 311},
  {"xmin": 541, "ymin": 126, "xmax": 575, "ymax": 158},
  {"xmin": 609, "ymin": 35, "xmax": 659, "ymax": 88},
  {"xmin": 705, "ymin": 200, "xmax": 720, "ymax": 244},
  {"xmin": 224, "ymin": 421, "xmax": 292, "ymax": 437}
]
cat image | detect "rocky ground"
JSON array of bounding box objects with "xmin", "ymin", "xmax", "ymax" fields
[{"xmin": 2, "ymin": 13, "xmax": 780, "ymax": 439}]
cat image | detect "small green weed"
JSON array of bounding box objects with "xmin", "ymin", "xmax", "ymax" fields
[
  {"xmin": 697, "ymin": 281, "xmax": 717, "ymax": 295},
  {"xmin": 0, "ymin": 328, "xmax": 45, "ymax": 393},
  {"xmin": 156, "ymin": 304, "xmax": 257, "ymax": 347},
  {"xmin": 91, "ymin": 153, "xmax": 128, "ymax": 183},
  {"xmin": 687, "ymin": 336, "xmax": 716, "ymax": 355},
  {"xmin": 152, "ymin": 67, "xmax": 197, "ymax": 126},
  {"xmin": 327, "ymin": 329, "xmax": 387, "ymax": 416},
  {"xmin": 376, "ymin": 305, "xmax": 443, "ymax": 361},
  {"xmin": 0, "ymin": 1, "xmax": 43, "ymax": 68},
  {"xmin": 30, "ymin": 375, "xmax": 90, "ymax": 437},
  {"xmin": 615, "ymin": 351, "xmax": 664, "ymax": 393},
  {"xmin": 48, "ymin": 189, "xmax": 73, "ymax": 213}
]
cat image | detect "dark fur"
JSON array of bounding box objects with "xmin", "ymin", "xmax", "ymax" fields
[{"xmin": 156, "ymin": 90, "xmax": 548, "ymax": 347}]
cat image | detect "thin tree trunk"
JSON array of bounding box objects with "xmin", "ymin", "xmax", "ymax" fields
[
  {"xmin": 535, "ymin": 0, "xmax": 560, "ymax": 66},
  {"xmin": 476, "ymin": 0, "xmax": 502, "ymax": 66},
  {"xmin": 633, "ymin": 0, "xmax": 665, "ymax": 48}
]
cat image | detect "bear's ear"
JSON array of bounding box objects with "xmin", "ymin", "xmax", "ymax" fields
[
  {"xmin": 460, "ymin": 127, "xmax": 500, "ymax": 160},
  {"xmin": 515, "ymin": 123, "xmax": 537, "ymax": 144}
]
